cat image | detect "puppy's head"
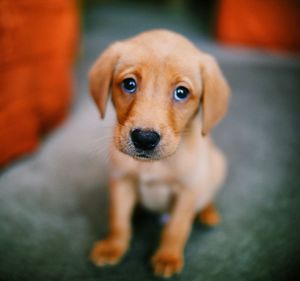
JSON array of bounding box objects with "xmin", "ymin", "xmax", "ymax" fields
[{"xmin": 89, "ymin": 30, "xmax": 229, "ymax": 161}]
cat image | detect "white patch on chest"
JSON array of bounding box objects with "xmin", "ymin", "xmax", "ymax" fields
[
  {"xmin": 139, "ymin": 181, "xmax": 173, "ymax": 212},
  {"xmin": 137, "ymin": 163, "xmax": 175, "ymax": 212}
]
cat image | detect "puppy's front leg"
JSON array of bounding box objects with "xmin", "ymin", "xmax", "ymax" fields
[
  {"xmin": 152, "ymin": 189, "xmax": 197, "ymax": 277},
  {"xmin": 90, "ymin": 176, "xmax": 137, "ymax": 266}
]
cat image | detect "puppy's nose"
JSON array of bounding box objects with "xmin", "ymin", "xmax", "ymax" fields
[{"xmin": 131, "ymin": 129, "xmax": 160, "ymax": 151}]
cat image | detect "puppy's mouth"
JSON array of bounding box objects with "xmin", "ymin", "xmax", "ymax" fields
[
  {"xmin": 124, "ymin": 147, "xmax": 162, "ymax": 161},
  {"xmin": 116, "ymin": 140, "xmax": 166, "ymax": 161},
  {"xmin": 131, "ymin": 151, "xmax": 161, "ymax": 161},
  {"xmin": 134, "ymin": 152, "xmax": 153, "ymax": 160},
  {"xmin": 119, "ymin": 142, "xmax": 178, "ymax": 161}
]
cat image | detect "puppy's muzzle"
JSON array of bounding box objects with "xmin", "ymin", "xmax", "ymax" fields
[{"xmin": 131, "ymin": 129, "xmax": 160, "ymax": 151}]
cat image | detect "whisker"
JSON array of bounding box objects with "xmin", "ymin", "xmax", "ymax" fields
[
  {"xmin": 88, "ymin": 144, "xmax": 111, "ymax": 164},
  {"xmin": 92, "ymin": 135, "xmax": 114, "ymax": 142}
]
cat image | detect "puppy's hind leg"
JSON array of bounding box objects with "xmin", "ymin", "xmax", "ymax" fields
[
  {"xmin": 198, "ymin": 202, "xmax": 220, "ymax": 226},
  {"xmin": 90, "ymin": 176, "xmax": 137, "ymax": 266}
]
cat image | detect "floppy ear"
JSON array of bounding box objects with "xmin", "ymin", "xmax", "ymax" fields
[
  {"xmin": 89, "ymin": 43, "xmax": 121, "ymax": 119},
  {"xmin": 200, "ymin": 54, "xmax": 230, "ymax": 136}
]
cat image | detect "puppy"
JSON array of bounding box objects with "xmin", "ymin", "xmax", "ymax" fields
[{"xmin": 89, "ymin": 29, "xmax": 230, "ymax": 278}]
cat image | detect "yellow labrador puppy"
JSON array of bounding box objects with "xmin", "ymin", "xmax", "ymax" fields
[{"xmin": 89, "ymin": 29, "xmax": 230, "ymax": 278}]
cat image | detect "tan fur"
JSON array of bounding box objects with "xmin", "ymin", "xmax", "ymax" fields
[
  {"xmin": 89, "ymin": 29, "xmax": 230, "ymax": 277},
  {"xmin": 199, "ymin": 202, "xmax": 221, "ymax": 226}
]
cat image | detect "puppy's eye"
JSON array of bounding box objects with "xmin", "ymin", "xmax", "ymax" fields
[
  {"xmin": 173, "ymin": 86, "xmax": 189, "ymax": 102},
  {"xmin": 121, "ymin": 78, "xmax": 137, "ymax": 94}
]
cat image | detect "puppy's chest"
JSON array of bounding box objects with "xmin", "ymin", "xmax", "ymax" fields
[{"xmin": 137, "ymin": 164, "xmax": 179, "ymax": 213}]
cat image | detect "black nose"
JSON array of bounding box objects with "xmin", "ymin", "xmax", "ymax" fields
[{"xmin": 131, "ymin": 129, "xmax": 160, "ymax": 151}]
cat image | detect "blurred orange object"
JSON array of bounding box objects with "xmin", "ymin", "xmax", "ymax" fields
[
  {"xmin": 216, "ymin": 0, "xmax": 300, "ymax": 53},
  {"xmin": 0, "ymin": 0, "xmax": 78, "ymax": 167}
]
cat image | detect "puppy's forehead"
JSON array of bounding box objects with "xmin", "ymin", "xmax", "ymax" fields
[
  {"xmin": 116, "ymin": 30, "xmax": 200, "ymax": 75},
  {"xmin": 128, "ymin": 30, "xmax": 199, "ymax": 55}
]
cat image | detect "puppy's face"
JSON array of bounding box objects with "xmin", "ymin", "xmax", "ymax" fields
[
  {"xmin": 111, "ymin": 41, "xmax": 202, "ymax": 160},
  {"xmin": 90, "ymin": 30, "xmax": 229, "ymax": 161}
]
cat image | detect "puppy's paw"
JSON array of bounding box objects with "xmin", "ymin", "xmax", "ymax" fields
[
  {"xmin": 199, "ymin": 204, "xmax": 220, "ymax": 226},
  {"xmin": 90, "ymin": 237, "xmax": 128, "ymax": 266},
  {"xmin": 151, "ymin": 249, "xmax": 183, "ymax": 278}
]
